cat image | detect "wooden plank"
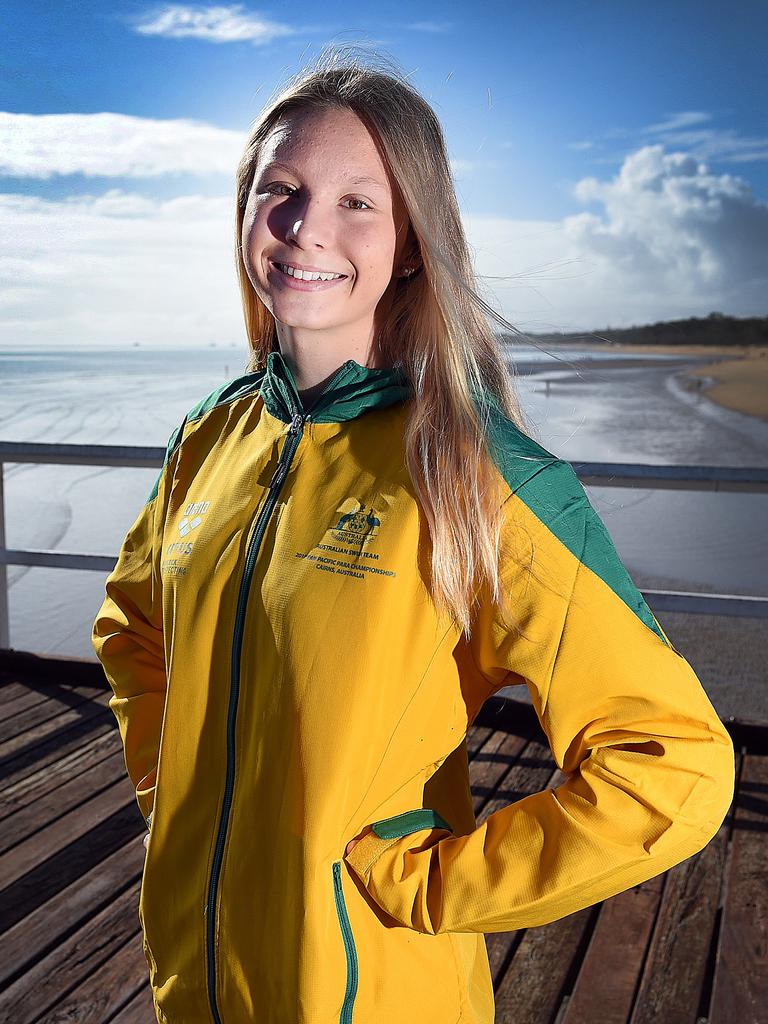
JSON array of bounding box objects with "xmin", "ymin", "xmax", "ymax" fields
[
  {"xmin": 0, "ymin": 684, "xmax": 61, "ymax": 718},
  {"xmin": 0, "ymin": 686, "xmax": 111, "ymax": 764},
  {"xmin": 0, "ymin": 799, "xmax": 144, "ymax": 931},
  {"xmin": 0, "ymin": 834, "xmax": 145, "ymax": 989},
  {"xmin": 628, "ymin": 770, "xmax": 736, "ymax": 1024},
  {"xmin": 0, "ymin": 708, "xmax": 115, "ymax": 792},
  {"xmin": 0, "ymin": 773, "xmax": 136, "ymax": 888},
  {"xmin": 0, "ymin": 879, "xmax": 143, "ymax": 1023},
  {"xmin": 494, "ymin": 905, "xmax": 596, "ymax": 1024},
  {"xmin": 709, "ymin": 752, "xmax": 768, "ymax": 1024},
  {"xmin": 110, "ymin": 983, "xmax": 156, "ymax": 1024},
  {"xmin": 0, "ymin": 682, "xmax": 111, "ymax": 745},
  {"xmin": 41, "ymin": 921, "xmax": 149, "ymax": 1024},
  {"xmin": 0, "ymin": 747, "xmax": 127, "ymax": 853},
  {"xmin": 467, "ymin": 722, "xmax": 495, "ymax": 759},
  {"xmin": 561, "ymin": 876, "xmax": 664, "ymax": 1024},
  {"xmin": 1, "ymin": 727, "xmax": 122, "ymax": 819},
  {"xmin": 0, "ymin": 680, "xmax": 45, "ymax": 706},
  {"xmin": 470, "ymin": 727, "xmax": 535, "ymax": 814},
  {"xmin": 632, "ymin": 843, "xmax": 727, "ymax": 1024}
]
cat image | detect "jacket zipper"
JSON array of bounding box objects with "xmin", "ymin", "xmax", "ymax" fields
[
  {"xmin": 204, "ymin": 406, "xmax": 306, "ymax": 1023},
  {"xmin": 332, "ymin": 860, "xmax": 359, "ymax": 1024},
  {"xmin": 204, "ymin": 363, "xmax": 350, "ymax": 1023}
]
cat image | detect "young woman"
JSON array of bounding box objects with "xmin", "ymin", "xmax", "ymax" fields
[{"xmin": 92, "ymin": 46, "xmax": 735, "ymax": 1024}]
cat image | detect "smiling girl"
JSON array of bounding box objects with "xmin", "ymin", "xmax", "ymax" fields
[{"xmin": 94, "ymin": 45, "xmax": 734, "ymax": 1024}]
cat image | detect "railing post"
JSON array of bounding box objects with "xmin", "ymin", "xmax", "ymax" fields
[{"xmin": 0, "ymin": 460, "xmax": 8, "ymax": 648}]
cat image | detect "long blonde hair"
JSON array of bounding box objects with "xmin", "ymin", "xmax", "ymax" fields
[{"xmin": 235, "ymin": 44, "xmax": 541, "ymax": 639}]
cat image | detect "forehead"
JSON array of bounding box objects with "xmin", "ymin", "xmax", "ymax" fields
[{"xmin": 258, "ymin": 111, "xmax": 392, "ymax": 193}]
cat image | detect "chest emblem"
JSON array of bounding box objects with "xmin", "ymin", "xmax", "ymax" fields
[
  {"xmin": 293, "ymin": 498, "xmax": 397, "ymax": 582},
  {"xmin": 332, "ymin": 503, "xmax": 380, "ymax": 546},
  {"xmin": 162, "ymin": 499, "xmax": 213, "ymax": 576}
]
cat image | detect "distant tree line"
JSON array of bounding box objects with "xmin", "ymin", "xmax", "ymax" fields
[{"xmin": 503, "ymin": 312, "xmax": 768, "ymax": 347}]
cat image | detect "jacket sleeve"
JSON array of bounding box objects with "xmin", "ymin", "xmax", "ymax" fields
[
  {"xmin": 91, "ymin": 427, "xmax": 180, "ymax": 831},
  {"xmin": 343, "ymin": 458, "xmax": 735, "ymax": 934}
]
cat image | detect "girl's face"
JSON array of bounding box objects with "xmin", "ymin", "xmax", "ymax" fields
[{"xmin": 241, "ymin": 106, "xmax": 413, "ymax": 355}]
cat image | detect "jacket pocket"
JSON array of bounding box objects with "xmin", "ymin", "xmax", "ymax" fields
[
  {"xmin": 332, "ymin": 860, "xmax": 359, "ymax": 1024},
  {"xmin": 369, "ymin": 807, "xmax": 453, "ymax": 840}
]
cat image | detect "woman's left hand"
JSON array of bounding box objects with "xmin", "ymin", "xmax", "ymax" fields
[{"xmin": 345, "ymin": 824, "xmax": 373, "ymax": 856}]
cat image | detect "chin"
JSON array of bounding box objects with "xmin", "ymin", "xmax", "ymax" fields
[{"xmin": 273, "ymin": 311, "xmax": 350, "ymax": 330}]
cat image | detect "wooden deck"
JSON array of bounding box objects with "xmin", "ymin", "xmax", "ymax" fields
[{"xmin": 1, "ymin": 648, "xmax": 765, "ymax": 1024}]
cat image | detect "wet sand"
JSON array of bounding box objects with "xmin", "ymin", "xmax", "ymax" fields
[
  {"xmin": 682, "ymin": 348, "xmax": 768, "ymax": 423},
  {"xmin": 536, "ymin": 341, "xmax": 768, "ymax": 422}
]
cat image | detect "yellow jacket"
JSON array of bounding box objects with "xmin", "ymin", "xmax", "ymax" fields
[{"xmin": 92, "ymin": 348, "xmax": 734, "ymax": 1023}]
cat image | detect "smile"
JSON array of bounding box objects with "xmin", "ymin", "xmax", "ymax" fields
[{"xmin": 268, "ymin": 260, "xmax": 349, "ymax": 292}]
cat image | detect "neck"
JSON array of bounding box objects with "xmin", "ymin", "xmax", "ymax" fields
[{"xmin": 275, "ymin": 336, "xmax": 384, "ymax": 397}]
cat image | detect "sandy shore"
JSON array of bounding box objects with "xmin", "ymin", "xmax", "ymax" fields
[{"xmin": 539, "ymin": 341, "xmax": 768, "ymax": 423}]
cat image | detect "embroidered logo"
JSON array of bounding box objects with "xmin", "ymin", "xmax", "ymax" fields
[
  {"xmin": 294, "ymin": 498, "xmax": 397, "ymax": 582},
  {"xmin": 331, "ymin": 503, "xmax": 380, "ymax": 547},
  {"xmin": 162, "ymin": 499, "xmax": 212, "ymax": 577},
  {"xmin": 178, "ymin": 499, "xmax": 211, "ymax": 537}
]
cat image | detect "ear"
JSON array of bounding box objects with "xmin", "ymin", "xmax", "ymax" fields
[{"xmin": 398, "ymin": 252, "xmax": 423, "ymax": 278}]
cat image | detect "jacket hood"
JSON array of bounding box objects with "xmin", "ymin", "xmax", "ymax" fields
[{"xmin": 260, "ymin": 347, "xmax": 413, "ymax": 424}]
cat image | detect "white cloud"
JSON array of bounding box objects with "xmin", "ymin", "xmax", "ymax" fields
[
  {"xmin": 129, "ymin": 3, "xmax": 297, "ymax": 44},
  {"xmin": 584, "ymin": 110, "xmax": 768, "ymax": 166},
  {"xmin": 0, "ymin": 110, "xmax": 496, "ymax": 184},
  {"xmin": 0, "ymin": 190, "xmax": 243, "ymax": 345},
  {"xmin": 564, "ymin": 144, "xmax": 768, "ymax": 301},
  {"xmin": 465, "ymin": 144, "xmax": 767, "ymax": 331},
  {"xmin": 642, "ymin": 111, "xmax": 713, "ymax": 133},
  {"xmin": 0, "ymin": 111, "xmax": 245, "ymax": 178}
]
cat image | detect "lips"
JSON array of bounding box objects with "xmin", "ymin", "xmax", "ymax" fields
[
  {"xmin": 269, "ymin": 259, "xmax": 348, "ymax": 279},
  {"xmin": 267, "ymin": 259, "xmax": 351, "ymax": 292}
]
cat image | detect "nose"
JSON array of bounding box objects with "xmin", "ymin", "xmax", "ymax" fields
[{"xmin": 284, "ymin": 195, "xmax": 335, "ymax": 249}]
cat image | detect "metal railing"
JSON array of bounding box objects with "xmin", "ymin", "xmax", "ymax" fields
[{"xmin": 1, "ymin": 440, "xmax": 767, "ymax": 648}]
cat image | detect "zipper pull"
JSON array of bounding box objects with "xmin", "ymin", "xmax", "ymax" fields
[
  {"xmin": 269, "ymin": 460, "xmax": 287, "ymax": 490},
  {"xmin": 268, "ymin": 412, "xmax": 306, "ymax": 490}
]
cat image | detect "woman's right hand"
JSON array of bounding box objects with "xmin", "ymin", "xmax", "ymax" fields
[{"xmin": 143, "ymin": 832, "xmax": 150, "ymax": 851}]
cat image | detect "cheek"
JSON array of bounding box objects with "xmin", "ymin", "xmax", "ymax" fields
[
  {"xmin": 242, "ymin": 199, "xmax": 269, "ymax": 253},
  {"xmin": 351, "ymin": 227, "xmax": 398, "ymax": 282}
]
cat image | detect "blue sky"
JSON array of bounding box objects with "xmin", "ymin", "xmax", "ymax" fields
[{"xmin": 1, "ymin": 0, "xmax": 766, "ymax": 346}]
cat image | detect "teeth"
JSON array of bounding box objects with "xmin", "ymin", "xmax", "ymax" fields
[{"xmin": 277, "ymin": 262, "xmax": 344, "ymax": 282}]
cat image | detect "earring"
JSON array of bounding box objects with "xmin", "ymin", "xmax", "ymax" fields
[{"xmin": 403, "ymin": 267, "xmax": 413, "ymax": 276}]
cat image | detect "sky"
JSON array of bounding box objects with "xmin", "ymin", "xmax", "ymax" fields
[{"xmin": 1, "ymin": 0, "xmax": 767, "ymax": 348}]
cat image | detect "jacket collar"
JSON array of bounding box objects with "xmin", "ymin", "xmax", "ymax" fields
[{"xmin": 259, "ymin": 347, "xmax": 413, "ymax": 423}]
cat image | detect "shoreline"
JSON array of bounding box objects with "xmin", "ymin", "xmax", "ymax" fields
[{"xmin": 529, "ymin": 341, "xmax": 768, "ymax": 423}]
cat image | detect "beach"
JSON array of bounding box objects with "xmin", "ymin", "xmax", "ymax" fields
[{"xmin": 536, "ymin": 340, "xmax": 768, "ymax": 422}]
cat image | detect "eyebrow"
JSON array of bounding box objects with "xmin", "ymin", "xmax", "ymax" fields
[{"xmin": 260, "ymin": 161, "xmax": 388, "ymax": 193}]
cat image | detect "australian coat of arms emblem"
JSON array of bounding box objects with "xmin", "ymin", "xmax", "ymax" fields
[{"xmin": 331, "ymin": 503, "xmax": 381, "ymax": 546}]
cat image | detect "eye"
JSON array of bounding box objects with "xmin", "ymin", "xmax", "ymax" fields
[
  {"xmin": 344, "ymin": 197, "xmax": 372, "ymax": 211},
  {"xmin": 264, "ymin": 184, "xmax": 372, "ymax": 211}
]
